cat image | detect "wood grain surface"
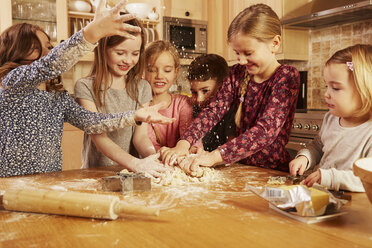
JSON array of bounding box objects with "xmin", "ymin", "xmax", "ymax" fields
[{"xmin": 1, "ymin": 165, "xmax": 371, "ymax": 248}]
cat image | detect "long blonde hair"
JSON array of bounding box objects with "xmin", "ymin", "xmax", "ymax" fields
[
  {"xmin": 326, "ymin": 44, "xmax": 372, "ymax": 119},
  {"xmin": 227, "ymin": 4, "xmax": 281, "ymax": 127},
  {"xmin": 90, "ymin": 18, "xmax": 145, "ymax": 107}
]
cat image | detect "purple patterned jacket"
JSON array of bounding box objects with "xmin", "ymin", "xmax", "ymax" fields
[{"xmin": 182, "ymin": 64, "xmax": 300, "ymax": 171}]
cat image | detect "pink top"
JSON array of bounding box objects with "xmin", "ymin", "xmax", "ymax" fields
[{"xmin": 148, "ymin": 94, "xmax": 193, "ymax": 151}]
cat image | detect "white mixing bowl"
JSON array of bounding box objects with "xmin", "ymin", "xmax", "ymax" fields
[{"xmin": 125, "ymin": 3, "xmax": 152, "ymax": 19}]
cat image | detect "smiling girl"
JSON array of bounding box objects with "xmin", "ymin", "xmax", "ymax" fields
[
  {"xmin": 160, "ymin": 4, "xmax": 300, "ymax": 173},
  {"xmin": 133, "ymin": 40, "xmax": 193, "ymax": 157},
  {"xmin": 74, "ymin": 17, "xmax": 167, "ymax": 175},
  {"xmin": 289, "ymin": 44, "xmax": 372, "ymax": 192}
]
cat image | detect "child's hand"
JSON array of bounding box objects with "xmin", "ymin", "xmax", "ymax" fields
[
  {"xmin": 132, "ymin": 154, "xmax": 172, "ymax": 178},
  {"xmin": 303, "ymin": 170, "xmax": 321, "ymax": 187},
  {"xmin": 189, "ymin": 146, "xmax": 206, "ymax": 154},
  {"xmin": 83, "ymin": 0, "xmax": 141, "ymax": 44},
  {"xmin": 289, "ymin": 155, "xmax": 308, "ymax": 176},
  {"xmin": 178, "ymin": 150, "xmax": 222, "ymax": 175},
  {"xmin": 159, "ymin": 140, "xmax": 190, "ymax": 165},
  {"xmin": 134, "ymin": 102, "xmax": 175, "ymax": 124}
]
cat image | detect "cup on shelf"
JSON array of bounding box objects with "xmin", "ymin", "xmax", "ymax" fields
[
  {"xmin": 14, "ymin": 4, "xmax": 24, "ymax": 19},
  {"xmin": 23, "ymin": 2, "xmax": 33, "ymax": 20}
]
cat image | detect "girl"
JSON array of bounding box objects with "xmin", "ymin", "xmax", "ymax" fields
[
  {"xmin": 0, "ymin": 0, "xmax": 173, "ymax": 177},
  {"xmin": 289, "ymin": 44, "xmax": 372, "ymax": 192},
  {"xmin": 160, "ymin": 4, "xmax": 300, "ymax": 173},
  {"xmin": 133, "ymin": 40, "xmax": 193, "ymax": 158},
  {"xmin": 187, "ymin": 54, "xmax": 235, "ymax": 152},
  {"xmin": 74, "ymin": 16, "xmax": 155, "ymax": 172}
]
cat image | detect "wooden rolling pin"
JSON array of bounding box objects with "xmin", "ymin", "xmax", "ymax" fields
[{"xmin": 2, "ymin": 189, "xmax": 159, "ymax": 220}]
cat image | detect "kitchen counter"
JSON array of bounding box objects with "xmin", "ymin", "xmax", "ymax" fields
[{"xmin": 1, "ymin": 165, "xmax": 372, "ymax": 248}]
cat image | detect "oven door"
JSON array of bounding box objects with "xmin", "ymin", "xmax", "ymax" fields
[{"xmin": 286, "ymin": 136, "xmax": 312, "ymax": 159}]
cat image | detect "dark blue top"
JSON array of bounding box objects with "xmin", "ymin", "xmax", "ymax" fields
[{"xmin": 0, "ymin": 31, "xmax": 136, "ymax": 177}]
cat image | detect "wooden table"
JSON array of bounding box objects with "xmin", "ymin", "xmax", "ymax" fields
[{"xmin": 1, "ymin": 165, "xmax": 372, "ymax": 248}]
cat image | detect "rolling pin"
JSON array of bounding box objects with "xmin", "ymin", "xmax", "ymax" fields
[{"xmin": 2, "ymin": 189, "xmax": 159, "ymax": 220}]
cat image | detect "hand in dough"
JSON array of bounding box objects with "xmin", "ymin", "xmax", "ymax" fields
[
  {"xmin": 177, "ymin": 153, "xmax": 214, "ymax": 176},
  {"xmin": 132, "ymin": 153, "xmax": 173, "ymax": 178}
]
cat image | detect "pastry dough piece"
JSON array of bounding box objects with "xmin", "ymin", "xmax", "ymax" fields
[{"xmin": 153, "ymin": 167, "xmax": 220, "ymax": 186}]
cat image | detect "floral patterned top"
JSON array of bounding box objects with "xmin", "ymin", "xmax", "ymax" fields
[
  {"xmin": 182, "ymin": 64, "xmax": 300, "ymax": 171},
  {"xmin": 0, "ymin": 31, "xmax": 137, "ymax": 177}
]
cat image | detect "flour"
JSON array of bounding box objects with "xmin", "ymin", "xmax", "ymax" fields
[
  {"xmin": 153, "ymin": 167, "xmax": 221, "ymax": 186},
  {"xmin": 120, "ymin": 154, "xmax": 221, "ymax": 186},
  {"xmin": 3, "ymin": 178, "xmax": 100, "ymax": 192}
]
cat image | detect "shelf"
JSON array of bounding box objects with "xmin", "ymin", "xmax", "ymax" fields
[
  {"xmin": 12, "ymin": 18, "xmax": 56, "ymax": 24},
  {"xmin": 68, "ymin": 11, "xmax": 94, "ymax": 19},
  {"xmin": 68, "ymin": 11, "xmax": 159, "ymax": 25}
]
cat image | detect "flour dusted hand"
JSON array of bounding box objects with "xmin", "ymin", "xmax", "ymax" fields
[{"xmin": 131, "ymin": 153, "xmax": 173, "ymax": 178}]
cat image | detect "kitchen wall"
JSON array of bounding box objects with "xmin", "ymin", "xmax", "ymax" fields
[{"xmin": 285, "ymin": 18, "xmax": 372, "ymax": 110}]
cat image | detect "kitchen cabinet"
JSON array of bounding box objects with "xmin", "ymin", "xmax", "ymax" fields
[
  {"xmin": 61, "ymin": 123, "xmax": 84, "ymax": 170},
  {"xmin": 163, "ymin": 0, "xmax": 208, "ymax": 21},
  {"xmin": 277, "ymin": 0, "xmax": 309, "ymax": 61},
  {"xmin": 207, "ymin": 0, "xmax": 309, "ymax": 63}
]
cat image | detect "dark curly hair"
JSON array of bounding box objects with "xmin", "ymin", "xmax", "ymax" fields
[{"xmin": 187, "ymin": 54, "xmax": 229, "ymax": 85}]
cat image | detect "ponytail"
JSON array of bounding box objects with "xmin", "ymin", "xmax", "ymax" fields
[{"xmin": 234, "ymin": 70, "xmax": 250, "ymax": 128}]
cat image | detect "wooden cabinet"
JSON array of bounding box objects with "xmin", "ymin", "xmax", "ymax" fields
[
  {"xmin": 163, "ymin": 0, "xmax": 208, "ymax": 20},
  {"xmin": 207, "ymin": 0, "xmax": 309, "ymax": 63},
  {"xmin": 61, "ymin": 123, "xmax": 84, "ymax": 170}
]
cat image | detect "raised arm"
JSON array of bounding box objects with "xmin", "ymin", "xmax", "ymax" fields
[{"xmin": 2, "ymin": 0, "xmax": 140, "ymax": 92}]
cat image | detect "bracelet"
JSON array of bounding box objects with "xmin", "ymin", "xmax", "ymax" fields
[{"xmin": 135, "ymin": 120, "xmax": 142, "ymax": 125}]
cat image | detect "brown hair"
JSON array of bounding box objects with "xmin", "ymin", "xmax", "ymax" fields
[
  {"xmin": 187, "ymin": 54, "xmax": 228, "ymax": 85},
  {"xmin": 0, "ymin": 23, "xmax": 63, "ymax": 91},
  {"xmin": 90, "ymin": 17, "xmax": 145, "ymax": 107},
  {"xmin": 144, "ymin": 40, "xmax": 180, "ymax": 71},
  {"xmin": 326, "ymin": 44, "xmax": 372, "ymax": 119},
  {"xmin": 227, "ymin": 4, "xmax": 281, "ymax": 128}
]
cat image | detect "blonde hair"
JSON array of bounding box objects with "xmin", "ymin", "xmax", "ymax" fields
[
  {"xmin": 90, "ymin": 18, "xmax": 145, "ymax": 108},
  {"xmin": 144, "ymin": 40, "xmax": 180, "ymax": 70},
  {"xmin": 227, "ymin": 4, "xmax": 281, "ymax": 127},
  {"xmin": 227, "ymin": 4, "xmax": 281, "ymax": 43},
  {"xmin": 326, "ymin": 44, "xmax": 372, "ymax": 119}
]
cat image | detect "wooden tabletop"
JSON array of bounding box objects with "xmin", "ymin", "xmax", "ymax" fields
[{"xmin": 1, "ymin": 165, "xmax": 372, "ymax": 248}]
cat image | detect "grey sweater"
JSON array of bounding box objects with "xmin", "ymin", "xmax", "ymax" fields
[
  {"xmin": 297, "ymin": 112, "xmax": 372, "ymax": 192},
  {"xmin": 74, "ymin": 77, "xmax": 152, "ymax": 168}
]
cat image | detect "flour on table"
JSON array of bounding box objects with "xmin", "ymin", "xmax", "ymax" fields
[
  {"xmin": 267, "ymin": 176, "xmax": 286, "ymax": 185},
  {"xmin": 153, "ymin": 166, "xmax": 220, "ymax": 186},
  {"xmin": 119, "ymin": 155, "xmax": 221, "ymax": 186}
]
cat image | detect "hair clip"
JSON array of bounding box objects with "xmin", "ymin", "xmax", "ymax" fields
[{"xmin": 346, "ymin": 61, "xmax": 354, "ymax": 71}]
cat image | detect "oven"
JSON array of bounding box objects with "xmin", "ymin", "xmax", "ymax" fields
[
  {"xmin": 163, "ymin": 16, "xmax": 207, "ymax": 59},
  {"xmin": 296, "ymin": 71, "xmax": 308, "ymax": 113},
  {"xmin": 287, "ymin": 111, "xmax": 326, "ymax": 158}
]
